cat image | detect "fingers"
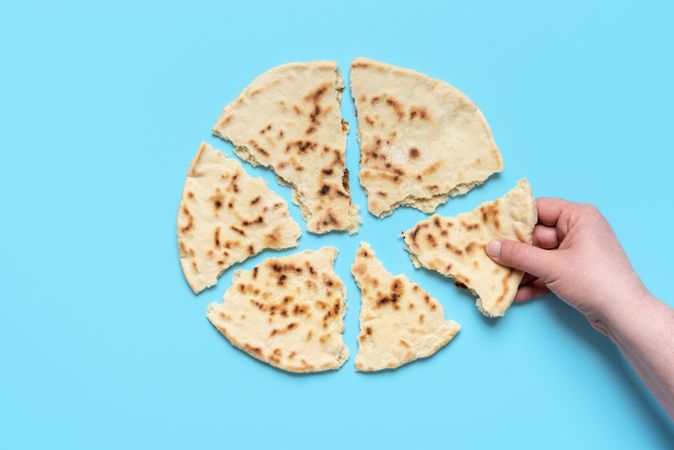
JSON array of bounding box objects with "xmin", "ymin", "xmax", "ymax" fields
[
  {"xmin": 514, "ymin": 280, "xmax": 550, "ymax": 302},
  {"xmin": 533, "ymin": 224, "xmax": 559, "ymax": 249},
  {"xmin": 536, "ymin": 198, "xmax": 573, "ymax": 227},
  {"xmin": 485, "ymin": 239, "xmax": 557, "ymax": 279}
]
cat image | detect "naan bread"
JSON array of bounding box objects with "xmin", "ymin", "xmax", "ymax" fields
[
  {"xmin": 350, "ymin": 57, "xmax": 504, "ymax": 217},
  {"xmin": 402, "ymin": 179, "xmax": 537, "ymax": 318},
  {"xmin": 178, "ymin": 142, "xmax": 301, "ymax": 294},
  {"xmin": 213, "ymin": 61, "xmax": 360, "ymax": 234},
  {"xmin": 207, "ymin": 247, "xmax": 349, "ymax": 372},
  {"xmin": 352, "ymin": 242, "xmax": 461, "ymax": 371}
]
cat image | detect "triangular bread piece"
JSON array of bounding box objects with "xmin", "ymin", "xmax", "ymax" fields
[
  {"xmin": 178, "ymin": 142, "xmax": 301, "ymax": 294},
  {"xmin": 352, "ymin": 242, "xmax": 461, "ymax": 371},
  {"xmin": 402, "ymin": 179, "xmax": 537, "ymax": 317},
  {"xmin": 350, "ymin": 57, "xmax": 504, "ymax": 217},
  {"xmin": 213, "ymin": 61, "xmax": 360, "ymax": 234},
  {"xmin": 207, "ymin": 247, "xmax": 349, "ymax": 373}
]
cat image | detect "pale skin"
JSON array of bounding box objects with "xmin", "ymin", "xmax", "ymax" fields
[{"xmin": 485, "ymin": 198, "xmax": 674, "ymax": 420}]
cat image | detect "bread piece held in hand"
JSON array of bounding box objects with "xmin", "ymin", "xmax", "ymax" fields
[
  {"xmin": 352, "ymin": 242, "xmax": 461, "ymax": 371},
  {"xmin": 207, "ymin": 248, "xmax": 349, "ymax": 373},
  {"xmin": 403, "ymin": 179, "xmax": 537, "ymax": 317},
  {"xmin": 213, "ymin": 61, "xmax": 360, "ymax": 234},
  {"xmin": 178, "ymin": 142, "xmax": 301, "ymax": 293},
  {"xmin": 350, "ymin": 57, "xmax": 503, "ymax": 217}
]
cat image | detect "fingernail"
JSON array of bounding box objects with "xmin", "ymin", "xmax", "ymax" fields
[{"xmin": 486, "ymin": 240, "xmax": 501, "ymax": 257}]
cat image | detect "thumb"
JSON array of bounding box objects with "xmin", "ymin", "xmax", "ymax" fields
[{"xmin": 485, "ymin": 239, "xmax": 556, "ymax": 279}]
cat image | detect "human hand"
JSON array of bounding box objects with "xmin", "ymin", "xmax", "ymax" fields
[{"xmin": 485, "ymin": 198, "xmax": 648, "ymax": 332}]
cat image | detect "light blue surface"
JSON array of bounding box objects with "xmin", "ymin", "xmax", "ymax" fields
[{"xmin": 1, "ymin": 1, "xmax": 673, "ymax": 449}]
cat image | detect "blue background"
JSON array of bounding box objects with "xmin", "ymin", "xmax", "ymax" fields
[{"xmin": 1, "ymin": 1, "xmax": 673, "ymax": 448}]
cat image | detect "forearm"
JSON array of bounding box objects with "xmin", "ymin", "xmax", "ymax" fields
[{"xmin": 604, "ymin": 292, "xmax": 674, "ymax": 419}]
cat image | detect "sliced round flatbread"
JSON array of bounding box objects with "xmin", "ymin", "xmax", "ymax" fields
[
  {"xmin": 402, "ymin": 179, "xmax": 537, "ymax": 318},
  {"xmin": 212, "ymin": 61, "xmax": 360, "ymax": 234},
  {"xmin": 350, "ymin": 57, "xmax": 504, "ymax": 217},
  {"xmin": 352, "ymin": 242, "xmax": 461, "ymax": 372},
  {"xmin": 178, "ymin": 142, "xmax": 301, "ymax": 294},
  {"xmin": 207, "ymin": 247, "xmax": 349, "ymax": 373}
]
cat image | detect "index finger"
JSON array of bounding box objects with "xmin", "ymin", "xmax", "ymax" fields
[{"xmin": 535, "ymin": 198, "xmax": 573, "ymax": 227}]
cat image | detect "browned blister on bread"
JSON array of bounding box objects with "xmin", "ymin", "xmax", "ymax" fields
[
  {"xmin": 402, "ymin": 179, "xmax": 537, "ymax": 317},
  {"xmin": 352, "ymin": 242, "xmax": 460, "ymax": 371},
  {"xmin": 177, "ymin": 142, "xmax": 301, "ymax": 293},
  {"xmin": 207, "ymin": 247, "xmax": 349, "ymax": 372},
  {"xmin": 350, "ymin": 57, "xmax": 504, "ymax": 217},
  {"xmin": 213, "ymin": 61, "xmax": 360, "ymax": 234}
]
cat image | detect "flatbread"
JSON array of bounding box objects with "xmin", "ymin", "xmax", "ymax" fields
[
  {"xmin": 402, "ymin": 179, "xmax": 537, "ymax": 318},
  {"xmin": 207, "ymin": 247, "xmax": 349, "ymax": 372},
  {"xmin": 178, "ymin": 142, "xmax": 301, "ymax": 294},
  {"xmin": 213, "ymin": 61, "xmax": 360, "ymax": 234},
  {"xmin": 352, "ymin": 242, "xmax": 461, "ymax": 371},
  {"xmin": 350, "ymin": 57, "xmax": 504, "ymax": 217}
]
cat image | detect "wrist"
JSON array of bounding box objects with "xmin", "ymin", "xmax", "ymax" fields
[{"xmin": 601, "ymin": 285, "xmax": 654, "ymax": 341}]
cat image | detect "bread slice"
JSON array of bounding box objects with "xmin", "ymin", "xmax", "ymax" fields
[
  {"xmin": 352, "ymin": 242, "xmax": 460, "ymax": 371},
  {"xmin": 403, "ymin": 179, "xmax": 537, "ymax": 317},
  {"xmin": 350, "ymin": 57, "xmax": 503, "ymax": 217},
  {"xmin": 207, "ymin": 247, "xmax": 349, "ymax": 372},
  {"xmin": 177, "ymin": 142, "xmax": 301, "ymax": 293}
]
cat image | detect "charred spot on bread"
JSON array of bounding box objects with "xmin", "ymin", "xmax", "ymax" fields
[
  {"xmin": 230, "ymin": 226, "xmax": 245, "ymax": 236},
  {"xmin": 445, "ymin": 242, "xmax": 463, "ymax": 256},
  {"xmin": 460, "ymin": 220, "xmax": 480, "ymax": 231},
  {"xmin": 383, "ymin": 96, "xmax": 405, "ymax": 120},
  {"xmin": 286, "ymin": 140, "xmax": 317, "ymax": 154},
  {"xmin": 309, "ymin": 104, "xmax": 321, "ymax": 124},
  {"xmin": 409, "ymin": 107, "xmax": 429, "ymax": 121},
  {"xmin": 320, "ymin": 212, "xmax": 338, "ymax": 227},
  {"xmin": 411, "ymin": 226, "xmax": 420, "ymax": 242},
  {"xmin": 464, "ymin": 241, "xmax": 479, "ymax": 254},
  {"xmin": 179, "ymin": 206, "xmax": 194, "ymax": 233},
  {"xmin": 341, "ymin": 168, "xmax": 350, "ymax": 192},
  {"xmin": 243, "ymin": 344, "xmax": 263, "ymax": 357},
  {"xmin": 304, "ymin": 83, "xmax": 330, "ymax": 103},
  {"xmin": 495, "ymin": 269, "xmax": 515, "ymax": 304}
]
